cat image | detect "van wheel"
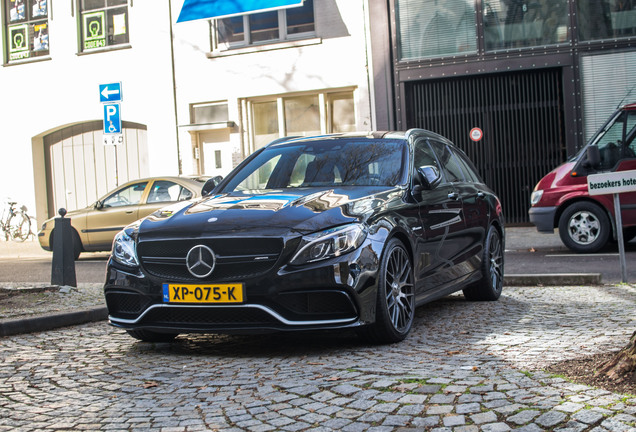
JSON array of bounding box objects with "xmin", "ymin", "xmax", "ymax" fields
[{"xmin": 558, "ymin": 202, "xmax": 610, "ymax": 253}]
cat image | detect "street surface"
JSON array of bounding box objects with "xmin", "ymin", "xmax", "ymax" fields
[
  {"xmin": 1, "ymin": 285, "xmax": 635, "ymax": 431},
  {"xmin": 1, "ymin": 228, "xmax": 635, "ymax": 285}
]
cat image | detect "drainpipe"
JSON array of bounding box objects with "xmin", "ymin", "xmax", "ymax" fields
[{"xmin": 168, "ymin": 0, "xmax": 182, "ymax": 174}]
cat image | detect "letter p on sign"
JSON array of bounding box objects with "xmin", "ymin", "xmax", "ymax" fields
[{"xmin": 103, "ymin": 103, "xmax": 121, "ymax": 134}]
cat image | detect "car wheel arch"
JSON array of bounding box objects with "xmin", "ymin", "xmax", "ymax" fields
[{"xmin": 383, "ymin": 230, "xmax": 415, "ymax": 265}]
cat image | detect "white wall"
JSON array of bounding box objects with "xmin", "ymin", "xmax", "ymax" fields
[
  {"xmin": 1, "ymin": 2, "xmax": 180, "ymax": 220},
  {"xmin": 1, "ymin": 0, "xmax": 373, "ymax": 223},
  {"xmin": 170, "ymin": 0, "xmax": 373, "ymax": 175}
]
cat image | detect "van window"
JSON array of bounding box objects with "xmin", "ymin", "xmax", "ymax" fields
[{"xmin": 592, "ymin": 110, "xmax": 636, "ymax": 170}]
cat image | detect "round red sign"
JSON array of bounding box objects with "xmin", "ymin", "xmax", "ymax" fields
[{"xmin": 470, "ymin": 127, "xmax": 483, "ymax": 142}]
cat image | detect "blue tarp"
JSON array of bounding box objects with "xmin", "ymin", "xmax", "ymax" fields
[{"xmin": 177, "ymin": 0, "xmax": 303, "ymax": 23}]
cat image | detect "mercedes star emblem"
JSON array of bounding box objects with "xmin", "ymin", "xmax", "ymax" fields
[{"xmin": 186, "ymin": 245, "xmax": 216, "ymax": 278}]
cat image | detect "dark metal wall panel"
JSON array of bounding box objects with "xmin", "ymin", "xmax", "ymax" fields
[{"xmin": 405, "ymin": 69, "xmax": 565, "ymax": 225}]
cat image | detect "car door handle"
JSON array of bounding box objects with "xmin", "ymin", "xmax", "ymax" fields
[
  {"xmin": 448, "ymin": 192, "xmax": 459, "ymax": 200},
  {"xmin": 125, "ymin": 210, "xmax": 134, "ymax": 214}
]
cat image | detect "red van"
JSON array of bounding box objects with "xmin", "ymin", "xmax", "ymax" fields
[{"xmin": 529, "ymin": 103, "xmax": 636, "ymax": 253}]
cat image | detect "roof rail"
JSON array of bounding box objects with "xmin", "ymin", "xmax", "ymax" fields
[{"xmin": 265, "ymin": 136, "xmax": 302, "ymax": 147}]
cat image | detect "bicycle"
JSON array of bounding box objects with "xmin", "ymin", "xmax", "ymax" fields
[{"xmin": 1, "ymin": 201, "xmax": 33, "ymax": 242}]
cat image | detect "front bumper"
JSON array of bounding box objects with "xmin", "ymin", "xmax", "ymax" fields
[
  {"xmin": 104, "ymin": 243, "xmax": 381, "ymax": 335},
  {"xmin": 528, "ymin": 206, "xmax": 557, "ymax": 233}
]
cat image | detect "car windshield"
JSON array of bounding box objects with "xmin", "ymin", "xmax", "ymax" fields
[{"xmin": 221, "ymin": 138, "xmax": 408, "ymax": 193}]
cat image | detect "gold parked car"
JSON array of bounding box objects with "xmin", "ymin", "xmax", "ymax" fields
[{"xmin": 38, "ymin": 176, "xmax": 212, "ymax": 259}]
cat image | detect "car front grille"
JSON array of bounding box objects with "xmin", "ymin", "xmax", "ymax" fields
[
  {"xmin": 141, "ymin": 306, "xmax": 280, "ymax": 328},
  {"xmin": 105, "ymin": 291, "xmax": 153, "ymax": 319},
  {"xmin": 137, "ymin": 237, "xmax": 283, "ymax": 282}
]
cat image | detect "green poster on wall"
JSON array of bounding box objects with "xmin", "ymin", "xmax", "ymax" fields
[
  {"xmin": 83, "ymin": 11, "xmax": 105, "ymax": 50},
  {"xmin": 9, "ymin": 24, "xmax": 29, "ymax": 60}
]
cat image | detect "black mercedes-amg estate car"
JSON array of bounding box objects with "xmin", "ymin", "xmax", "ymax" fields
[{"xmin": 104, "ymin": 129, "xmax": 504, "ymax": 343}]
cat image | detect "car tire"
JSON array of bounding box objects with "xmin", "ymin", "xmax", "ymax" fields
[
  {"xmin": 359, "ymin": 238, "xmax": 415, "ymax": 344},
  {"xmin": 558, "ymin": 202, "xmax": 610, "ymax": 253},
  {"xmin": 126, "ymin": 329, "xmax": 178, "ymax": 343},
  {"xmin": 463, "ymin": 225, "xmax": 504, "ymax": 301}
]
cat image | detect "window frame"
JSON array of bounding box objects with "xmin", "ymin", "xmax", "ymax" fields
[
  {"xmin": 78, "ymin": 0, "xmax": 130, "ymax": 54},
  {"xmin": 246, "ymin": 89, "xmax": 356, "ymax": 152},
  {"xmin": 3, "ymin": 0, "xmax": 50, "ymax": 64},
  {"xmin": 212, "ymin": 0, "xmax": 315, "ymax": 51}
]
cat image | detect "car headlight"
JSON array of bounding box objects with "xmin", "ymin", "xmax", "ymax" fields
[
  {"xmin": 290, "ymin": 224, "xmax": 367, "ymax": 265},
  {"xmin": 112, "ymin": 226, "xmax": 139, "ymax": 267},
  {"xmin": 530, "ymin": 189, "xmax": 544, "ymax": 206}
]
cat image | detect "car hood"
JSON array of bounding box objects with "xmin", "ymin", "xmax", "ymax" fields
[
  {"xmin": 44, "ymin": 206, "xmax": 89, "ymax": 225},
  {"xmin": 138, "ymin": 187, "xmax": 403, "ymax": 239}
]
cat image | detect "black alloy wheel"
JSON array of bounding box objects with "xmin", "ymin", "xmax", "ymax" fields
[
  {"xmin": 361, "ymin": 238, "xmax": 415, "ymax": 343},
  {"xmin": 463, "ymin": 225, "xmax": 504, "ymax": 301}
]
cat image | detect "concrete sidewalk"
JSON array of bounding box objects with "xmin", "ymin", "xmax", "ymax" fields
[{"xmin": 0, "ymin": 227, "xmax": 603, "ymax": 337}]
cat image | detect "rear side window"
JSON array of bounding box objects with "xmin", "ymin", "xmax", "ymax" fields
[
  {"xmin": 453, "ymin": 150, "xmax": 482, "ymax": 183},
  {"xmin": 428, "ymin": 140, "xmax": 465, "ymax": 183}
]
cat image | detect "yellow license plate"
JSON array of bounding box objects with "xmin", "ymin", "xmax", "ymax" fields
[{"xmin": 162, "ymin": 283, "xmax": 243, "ymax": 303}]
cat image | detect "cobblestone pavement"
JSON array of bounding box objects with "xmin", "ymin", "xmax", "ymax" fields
[{"xmin": 1, "ymin": 285, "xmax": 635, "ymax": 431}]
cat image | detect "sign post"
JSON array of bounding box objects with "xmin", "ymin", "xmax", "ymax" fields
[{"xmin": 587, "ymin": 169, "xmax": 636, "ymax": 283}]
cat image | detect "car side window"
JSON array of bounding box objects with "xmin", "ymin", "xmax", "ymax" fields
[
  {"xmin": 428, "ymin": 140, "xmax": 465, "ymax": 182},
  {"xmin": 102, "ymin": 182, "xmax": 148, "ymax": 208},
  {"xmin": 147, "ymin": 181, "xmax": 183, "ymax": 203},
  {"xmin": 414, "ymin": 138, "xmax": 445, "ymax": 182},
  {"xmin": 178, "ymin": 187, "xmax": 193, "ymax": 201},
  {"xmin": 453, "ymin": 149, "xmax": 483, "ymax": 183}
]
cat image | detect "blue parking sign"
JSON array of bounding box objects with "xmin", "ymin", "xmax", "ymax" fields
[
  {"xmin": 103, "ymin": 103, "xmax": 121, "ymax": 134},
  {"xmin": 99, "ymin": 82, "xmax": 122, "ymax": 103}
]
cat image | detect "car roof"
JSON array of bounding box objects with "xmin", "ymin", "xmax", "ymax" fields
[
  {"xmin": 265, "ymin": 128, "xmax": 452, "ymax": 148},
  {"xmin": 111, "ymin": 176, "xmax": 207, "ymax": 192}
]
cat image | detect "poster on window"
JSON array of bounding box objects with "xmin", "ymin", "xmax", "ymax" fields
[
  {"xmin": 112, "ymin": 13, "xmax": 127, "ymax": 36},
  {"xmin": 8, "ymin": 24, "xmax": 29, "ymax": 60},
  {"xmin": 8, "ymin": 0, "xmax": 26, "ymax": 21},
  {"xmin": 32, "ymin": 0, "xmax": 47, "ymax": 17},
  {"xmin": 83, "ymin": 11, "xmax": 106, "ymax": 49},
  {"xmin": 33, "ymin": 22, "xmax": 48, "ymax": 51}
]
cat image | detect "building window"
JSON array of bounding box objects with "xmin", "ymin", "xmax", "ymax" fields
[
  {"xmin": 577, "ymin": 0, "xmax": 636, "ymax": 41},
  {"xmin": 483, "ymin": 0, "xmax": 569, "ymax": 51},
  {"xmin": 250, "ymin": 90, "xmax": 355, "ymax": 150},
  {"xmin": 190, "ymin": 102, "xmax": 229, "ymax": 124},
  {"xmin": 79, "ymin": 0, "xmax": 129, "ymax": 52},
  {"xmin": 4, "ymin": 0, "xmax": 49, "ymax": 62},
  {"xmin": 396, "ymin": 0, "xmax": 477, "ymax": 60},
  {"xmin": 215, "ymin": 0, "xmax": 314, "ymax": 49}
]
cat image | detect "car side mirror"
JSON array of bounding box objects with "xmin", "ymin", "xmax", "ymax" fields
[
  {"xmin": 202, "ymin": 175, "xmax": 223, "ymax": 196},
  {"xmin": 416, "ymin": 166, "xmax": 441, "ymax": 191},
  {"xmin": 94, "ymin": 201, "xmax": 104, "ymax": 210},
  {"xmin": 584, "ymin": 145, "xmax": 601, "ymax": 169}
]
